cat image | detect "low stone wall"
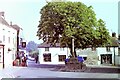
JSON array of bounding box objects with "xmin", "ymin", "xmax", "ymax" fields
[
  {"xmin": 115, "ymin": 55, "xmax": 120, "ymax": 66},
  {"xmin": 65, "ymin": 57, "xmax": 86, "ymax": 71}
]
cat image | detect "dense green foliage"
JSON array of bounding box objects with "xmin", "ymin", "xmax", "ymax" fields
[{"xmin": 37, "ymin": 2, "xmax": 111, "ymax": 57}]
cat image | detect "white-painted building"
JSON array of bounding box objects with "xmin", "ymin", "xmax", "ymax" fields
[
  {"xmin": 38, "ymin": 43, "xmax": 71, "ymax": 64},
  {"xmin": 77, "ymin": 47, "xmax": 119, "ymax": 66},
  {"xmin": 0, "ymin": 12, "xmax": 18, "ymax": 69},
  {"xmin": 38, "ymin": 42, "xmax": 120, "ymax": 66},
  {"xmin": 12, "ymin": 25, "xmax": 27, "ymax": 56}
]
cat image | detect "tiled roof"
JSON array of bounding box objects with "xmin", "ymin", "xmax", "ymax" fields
[
  {"xmin": 11, "ymin": 24, "xmax": 21, "ymax": 31},
  {"xmin": 0, "ymin": 16, "xmax": 9, "ymax": 26},
  {"xmin": 106, "ymin": 37, "xmax": 119, "ymax": 47},
  {"xmin": 0, "ymin": 12, "xmax": 21, "ymax": 30},
  {"xmin": 110, "ymin": 37, "xmax": 119, "ymax": 47},
  {"xmin": 38, "ymin": 42, "xmax": 61, "ymax": 48}
]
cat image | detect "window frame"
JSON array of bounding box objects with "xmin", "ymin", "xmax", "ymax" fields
[
  {"xmin": 43, "ymin": 53, "xmax": 51, "ymax": 62},
  {"xmin": 3, "ymin": 35, "xmax": 5, "ymax": 42},
  {"xmin": 58, "ymin": 55, "xmax": 66, "ymax": 62},
  {"xmin": 45, "ymin": 47, "xmax": 49, "ymax": 51},
  {"xmin": 106, "ymin": 46, "xmax": 111, "ymax": 52},
  {"xmin": 8, "ymin": 37, "xmax": 10, "ymax": 43}
]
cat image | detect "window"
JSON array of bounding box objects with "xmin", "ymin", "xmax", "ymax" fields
[
  {"xmin": 43, "ymin": 53, "xmax": 51, "ymax": 62},
  {"xmin": 91, "ymin": 47, "xmax": 96, "ymax": 51},
  {"xmin": 8, "ymin": 37, "xmax": 10, "ymax": 43},
  {"xmin": 58, "ymin": 55, "xmax": 66, "ymax": 62},
  {"xmin": 106, "ymin": 47, "xmax": 110, "ymax": 52},
  {"xmin": 22, "ymin": 42, "xmax": 26, "ymax": 48},
  {"xmin": 20, "ymin": 38, "xmax": 23, "ymax": 44},
  {"xmin": 12, "ymin": 54, "xmax": 14, "ymax": 60},
  {"xmin": 0, "ymin": 52, "xmax": 1, "ymax": 62},
  {"xmin": 3, "ymin": 35, "xmax": 5, "ymax": 42},
  {"xmin": 13, "ymin": 38, "xmax": 14, "ymax": 44},
  {"xmin": 118, "ymin": 48, "xmax": 120, "ymax": 55},
  {"xmin": 60, "ymin": 48, "xmax": 65, "ymax": 51},
  {"xmin": 45, "ymin": 47, "xmax": 49, "ymax": 51},
  {"xmin": 83, "ymin": 57, "xmax": 87, "ymax": 60}
]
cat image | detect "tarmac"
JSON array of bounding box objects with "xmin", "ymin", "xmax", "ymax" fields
[{"xmin": 0, "ymin": 60, "xmax": 120, "ymax": 79}]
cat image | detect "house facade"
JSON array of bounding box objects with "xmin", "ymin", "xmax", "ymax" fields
[
  {"xmin": 77, "ymin": 47, "xmax": 119, "ymax": 66},
  {"xmin": 12, "ymin": 25, "xmax": 27, "ymax": 57},
  {"xmin": 38, "ymin": 41, "xmax": 119, "ymax": 66},
  {"xmin": 0, "ymin": 12, "xmax": 24, "ymax": 69},
  {"xmin": 0, "ymin": 12, "xmax": 17, "ymax": 69},
  {"xmin": 38, "ymin": 43, "xmax": 71, "ymax": 64}
]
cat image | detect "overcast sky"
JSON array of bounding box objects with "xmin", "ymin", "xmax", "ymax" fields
[{"xmin": 0, "ymin": 0, "xmax": 119, "ymax": 43}]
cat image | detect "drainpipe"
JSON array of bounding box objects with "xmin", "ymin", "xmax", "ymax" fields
[
  {"xmin": 17, "ymin": 30, "xmax": 19, "ymax": 53},
  {"xmin": 3, "ymin": 45, "xmax": 4, "ymax": 69},
  {"xmin": 113, "ymin": 47, "xmax": 115, "ymax": 66}
]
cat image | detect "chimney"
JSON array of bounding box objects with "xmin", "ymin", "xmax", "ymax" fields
[
  {"xmin": 112, "ymin": 32, "xmax": 116, "ymax": 37},
  {"xmin": 0, "ymin": 12, "xmax": 4, "ymax": 17},
  {"xmin": 118, "ymin": 34, "xmax": 120, "ymax": 40},
  {"xmin": 10, "ymin": 21, "xmax": 12, "ymax": 26}
]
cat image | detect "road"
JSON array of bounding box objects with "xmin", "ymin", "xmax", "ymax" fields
[
  {"xmin": 0, "ymin": 60, "xmax": 119, "ymax": 79},
  {"xmin": 28, "ymin": 61, "xmax": 120, "ymax": 73}
]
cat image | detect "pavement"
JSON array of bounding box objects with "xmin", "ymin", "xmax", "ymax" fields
[{"xmin": 0, "ymin": 60, "xmax": 120, "ymax": 79}]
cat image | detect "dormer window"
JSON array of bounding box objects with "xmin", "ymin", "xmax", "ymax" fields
[
  {"xmin": 91, "ymin": 47, "xmax": 96, "ymax": 51},
  {"xmin": 106, "ymin": 46, "xmax": 110, "ymax": 52},
  {"xmin": 45, "ymin": 47, "xmax": 49, "ymax": 51}
]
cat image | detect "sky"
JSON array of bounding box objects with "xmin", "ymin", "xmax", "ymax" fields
[{"xmin": 0, "ymin": 0, "xmax": 119, "ymax": 44}]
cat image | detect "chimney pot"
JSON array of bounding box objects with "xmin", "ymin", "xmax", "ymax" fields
[
  {"xmin": 0, "ymin": 12, "xmax": 4, "ymax": 17},
  {"xmin": 112, "ymin": 32, "xmax": 116, "ymax": 37},
  {"xmin": 10, "ymin": 22, "xmax": 12, "ymax": 26}
]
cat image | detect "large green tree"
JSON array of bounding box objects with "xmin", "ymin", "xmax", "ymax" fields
[{"xmin": 37, "ymin": 2, "xmax": 111, "ymax": 57}]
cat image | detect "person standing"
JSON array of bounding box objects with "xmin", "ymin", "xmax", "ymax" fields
[{"xmin": 35, "ymin": 55, "xmax": 39, "ymax": 63}]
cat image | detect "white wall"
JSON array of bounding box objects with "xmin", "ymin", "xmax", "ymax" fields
[
  {"xmin": 96, "ymin": 47, "xmax": 118, "ymax": 65},
  {"xmin": 0, "ymin": 23, "xmax": 17, "ymax": 67},
  {"xmin": 38, "ymin": 47, "xmax": 70, "ymax": 64},
  {"xmin": 38, "ymin": 46, "xmax": 119, "ymax": 65}
]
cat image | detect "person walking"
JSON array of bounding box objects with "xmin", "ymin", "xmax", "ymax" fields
[
  {"xmin": 21, "ymin": 56, "xmax": 27, "ymax": 67},
  {"xmin": 35, "ymin": 55, "xmax": 39, "ymax": 63}
]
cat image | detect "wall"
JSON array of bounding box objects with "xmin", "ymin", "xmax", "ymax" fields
[
  {"xmin": 38, "ymin": 47, "xmax": 70, "ymax": 64},
  {"xmin": 0, "ymin": 23, "xmax": 17, "ymax": 68},
  {"xmin": 38, "ymin": 47, "xmax": 119, "ymax": 66},
  {"xmin": 96, "ymin": 47, "xmax": 118, "ymax": 65}
]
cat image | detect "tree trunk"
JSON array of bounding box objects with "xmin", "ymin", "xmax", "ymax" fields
[
  {"xmin": 69, "ymin": 47, "xmax": 77, "ymax": 58},
  {"xmin": 74, "ymin": 48, "xmax": 77, "ymax": 57}
]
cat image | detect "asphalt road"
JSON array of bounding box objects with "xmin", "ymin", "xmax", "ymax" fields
[
  {"xmin": 1, "ymin": 60, "xmax": 119, "ymax": 79},
  {"xmin": 28, "ymin": 63, "xmax": 120, "ymax": 73},
  {"xmin": 88, "ymin": 67, "xmax": 120, "ymax": 73}
]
